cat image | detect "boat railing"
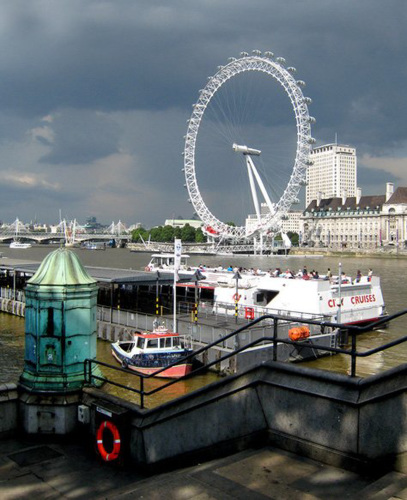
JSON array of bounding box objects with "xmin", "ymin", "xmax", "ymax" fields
[{"xmin": 85, "ymin": 309, "xmax": 406, "ymax": 409}]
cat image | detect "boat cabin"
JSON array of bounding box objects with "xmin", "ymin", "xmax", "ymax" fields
[
  {"xmin": 119, "ymin": 330, "xmax": 188, "ymax": 354},
  {"xmin": 147, "ymin": 253, "xmax": 191, "ymax": 271}
]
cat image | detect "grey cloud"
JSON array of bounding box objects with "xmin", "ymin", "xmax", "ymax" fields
[
  {"xmin": 0, "ymin": 0, "xmax": 405, "ymax": 224},
  {"xmin": 39, "ymin": 110, "xmax": 121, "ymax": 165}
]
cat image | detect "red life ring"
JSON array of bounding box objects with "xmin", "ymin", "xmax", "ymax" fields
[
  {"xmin": 96, "ymin": 420, "xmax": 121, "ymax": 462},
  {"xmin": 233, "ymin": 293, "xmax": 241, "ymax": 302}
]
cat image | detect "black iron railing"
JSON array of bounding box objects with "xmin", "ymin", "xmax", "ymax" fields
[{"xmin": 84, "ymin": 309, "xmax": 405, "ymax": 409}]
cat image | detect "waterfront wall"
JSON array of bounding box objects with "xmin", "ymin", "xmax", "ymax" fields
[
  {"xmin": 0, "ymin": 383, "xmax": 18, "ymax": 437},
  {"xmin": 3, "ymin": 360, "xmax": 407, "ymax": 472},
  {"xmin": 81, "ymin": 361, "xmax": 407, "ymax": 473}
]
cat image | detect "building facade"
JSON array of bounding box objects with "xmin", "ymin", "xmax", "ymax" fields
[
  {"xmin": 306, "ymin": 144, "xmax": 357, "ymax": 206},
  {"xmin": 301, "ymin": 183, "xmax": 407, "ymax": 249}
]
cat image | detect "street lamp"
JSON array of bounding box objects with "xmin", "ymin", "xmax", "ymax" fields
[{"xmin": 233, "ymin": 271, "xmax": 241, "ymax": 324}]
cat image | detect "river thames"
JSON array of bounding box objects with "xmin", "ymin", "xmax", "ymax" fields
[{"xmin": 1, "ymin": 245, "xmax": 406, "ymax": 405}]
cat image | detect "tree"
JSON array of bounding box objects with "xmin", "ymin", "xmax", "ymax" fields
[
  {"xmin": 132, "ymin": 227, "xmax": 149, "ymax": 242},
  {"xmin": 195, "ymin": 227, "xmax": 206, "ymax": 243},
  {"xmin": 150, "ymin": 226, "xmax": 164, "ymax": 241},
  {"xmin": 181, "ymin": 223, "xmax": 196, "ymax": 242},
  {"xmin": 161, "ymin": 225, "xmax": 175, "ymax": 242},
  {"xmin": 287, "ymin": 232, "xmax": 299, "ymax": 246},
  {"xmin": 174, "ymin": 227, "xmax": 182, "ymax": 240}
]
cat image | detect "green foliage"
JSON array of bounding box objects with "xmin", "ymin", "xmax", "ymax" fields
[
  {"xmin": 287, "ymin": 232, "xmax": 299, "ymax": 246},
  {"xmin": 195, "ymin": 227, "xmax": 205, "ymax": 243},
  {"xmin": 132, "ymin": 224, "xmax": 207, "ymax": 243},
  {"xmin": 131, "ymin": 227, "xmax": 149, "ymax": 242},
  {"xmin": 181, "ymin": 223, "xmax": 196, "ymax": 242}
]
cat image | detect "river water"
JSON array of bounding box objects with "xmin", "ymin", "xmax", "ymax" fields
[{"xmin": 1, "ymin": 245, "xmax": 406, "ymax": 405}]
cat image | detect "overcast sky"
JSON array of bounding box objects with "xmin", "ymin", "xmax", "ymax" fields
[{"xmin": 0, "ymin": 0, "xmax": 406, "ymax": 227}]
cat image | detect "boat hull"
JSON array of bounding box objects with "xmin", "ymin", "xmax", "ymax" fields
[{"xmin": 111, "ymin": 348, "xmax": 193, "ymax": 379}]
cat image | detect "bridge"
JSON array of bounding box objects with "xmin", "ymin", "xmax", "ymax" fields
[{"xmin": 0, "ymin": 218, "xmax": 132, "ymax": 245}]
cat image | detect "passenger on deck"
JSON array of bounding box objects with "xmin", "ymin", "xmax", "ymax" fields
[{"xmin": 355, "ymin": 270, "xmax": 362, "ymax": 283}]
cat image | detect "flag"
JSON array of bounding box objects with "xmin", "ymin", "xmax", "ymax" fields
[{"xmin": 174, "ymin": 238, "xmax": 182, "ymax": 282}]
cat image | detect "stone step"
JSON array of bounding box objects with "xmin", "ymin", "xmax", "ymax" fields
[{"xmin": 358, "ymin": 471, "xmax": 407, "ymax": 499}]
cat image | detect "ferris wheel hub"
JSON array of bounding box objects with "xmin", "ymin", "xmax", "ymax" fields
[{"xmin": 232, "ymin": 143, "xmax": 261, "ymax": 156}]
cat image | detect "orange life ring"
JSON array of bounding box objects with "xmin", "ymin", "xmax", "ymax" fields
[
  {"xmin": 96, "ymin": 420, "xmax": 121, "ymax": 462},
  {"xmin": 233, "ymin": 293, "xmax": 241, "ymax": 302}
]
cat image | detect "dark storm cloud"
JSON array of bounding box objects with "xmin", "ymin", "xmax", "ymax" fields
[
  {"xmin": 0, "ymin": 0, "xmax": 405, "ymax": 224},
  {"xmin": 358, "ymin": 166, "xmax": 399, "ymax": 189},
  {"xmin": 38, "ymin": 110, "xmax": 121, "ymax": 165}
]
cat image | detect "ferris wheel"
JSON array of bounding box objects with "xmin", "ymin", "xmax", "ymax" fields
[{"xmin": 183, "ymin": 51, "xmax": 315, "ymax": 240}]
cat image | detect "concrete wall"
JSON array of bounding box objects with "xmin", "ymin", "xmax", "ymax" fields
[
  {"xmin": 0, "ymin": 383, "xmax": 18, "ymax": 436},
  {"xmin": 82, "ymin": 361, "xmax": 407, "ymax": 473}
]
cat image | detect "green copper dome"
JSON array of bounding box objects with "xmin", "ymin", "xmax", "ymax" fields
[{"xmin": 28, "ymin": 247, "xmax": 96, "ymax": 286}]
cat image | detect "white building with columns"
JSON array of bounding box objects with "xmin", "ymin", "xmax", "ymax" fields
[{"xmin": 301, "ymin": 183, "xmax": 407, "ymax": 249}]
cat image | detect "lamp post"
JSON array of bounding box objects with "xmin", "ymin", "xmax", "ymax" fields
[{"xmin": 233, "ymin": 271, "xmax": 241, "ymax": 324}]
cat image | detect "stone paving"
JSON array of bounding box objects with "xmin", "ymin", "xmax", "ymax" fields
[{"xmin": 2, "ymin": 437, "xmax": 407, "ymax": 499}]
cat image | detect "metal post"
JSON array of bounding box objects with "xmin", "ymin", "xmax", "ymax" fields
[
  {"xmin": 155, "ymin": 271, "xmax": 160, "ymax": 316},
  {"xmin": 233, "ymin": 271, "xmax": 241, "ymax": 324},
  {"xmin": 193, "ymin": 269, "xmax": 204, "ymax": 325},
  {"xmin": 273, "ymin": 318, "xmax": 278, "ymax": 361},
  {"xmin": 350, "ymin": 331, "xmax": 357, "ymax": 377},
  {"xmin": 337, "ymin": 262, "xmax": 342, "ymax": 324},
  {"xmin": 194, "ymin": 277, "xmax": 198, "ymax": 324}
]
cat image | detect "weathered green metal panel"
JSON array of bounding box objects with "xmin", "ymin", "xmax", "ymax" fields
[{"xmin": 20, "ymin": 248, "xmax": 101, "ymax": 393}]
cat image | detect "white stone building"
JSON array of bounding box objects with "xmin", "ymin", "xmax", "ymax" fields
[
  {"xmin": 301, "ymin": 183, "xmax": 407, "ymax": 249},
  {"xmin": 164, "ymin": 219, "xmax": 203, "ymax": 229},
  {"xmin": 306, "ymin": 144, "xmax": 357, "ymax": 206}
]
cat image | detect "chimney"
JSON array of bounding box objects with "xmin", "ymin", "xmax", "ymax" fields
[
  {"xmin": 356, "ymin": 187, "xmax": 362, "ymax": 205},
  {"xmin": 386, "ymin": 182, "xmax": 394, "ymax": 202},
  {"xmin": 341, "ymin": 188, "xmax": 347, "ymax": 205},
  {"xmin": 317, "ymin": 191, "xmax": 323, "ymax": 207}
]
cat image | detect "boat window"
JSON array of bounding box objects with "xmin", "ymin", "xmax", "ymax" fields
[
  {"xmin": 147, "ymin": 339, "xmax": 159, "ymax": 349},
  {"xmin": 120, "ymin": 342, "xmax": 133, "ymax": 353},
  {"xmin": 173, "ymin": 337, "xmax": 181, "ymax": 348},
  {"xmin": 255, "ymin": 290, "xmax": 279, "ymax": 305},
  {"xmin": 164, "ymin": 337, "xmax": 172, "ymax": 348}
]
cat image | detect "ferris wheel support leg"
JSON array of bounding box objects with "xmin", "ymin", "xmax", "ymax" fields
[
  {"xmin": 247, "ymin": 160, "xmax": 261, "ymax": 220},
  {"xmin": 247, "ymin": 156, "xmax": 275, "ymax": 214}
]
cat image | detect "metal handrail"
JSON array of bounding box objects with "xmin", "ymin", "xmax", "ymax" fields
[{"xmin": 84, "ymin": 309, "xmax": 406, "ymax": 409}]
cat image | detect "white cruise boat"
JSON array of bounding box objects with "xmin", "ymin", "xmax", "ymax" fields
[
  {"xmin": 10, "ymin": 240, "xmax": 32, "ymax": 249},
  {"xmin": 212, "ymin": 274, "xmax": 386, "ymax": 326}
]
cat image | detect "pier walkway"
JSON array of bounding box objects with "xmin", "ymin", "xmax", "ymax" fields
[{"xmin": 2, "ymin": 437, "xmax": 407, "ymax": 499}]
